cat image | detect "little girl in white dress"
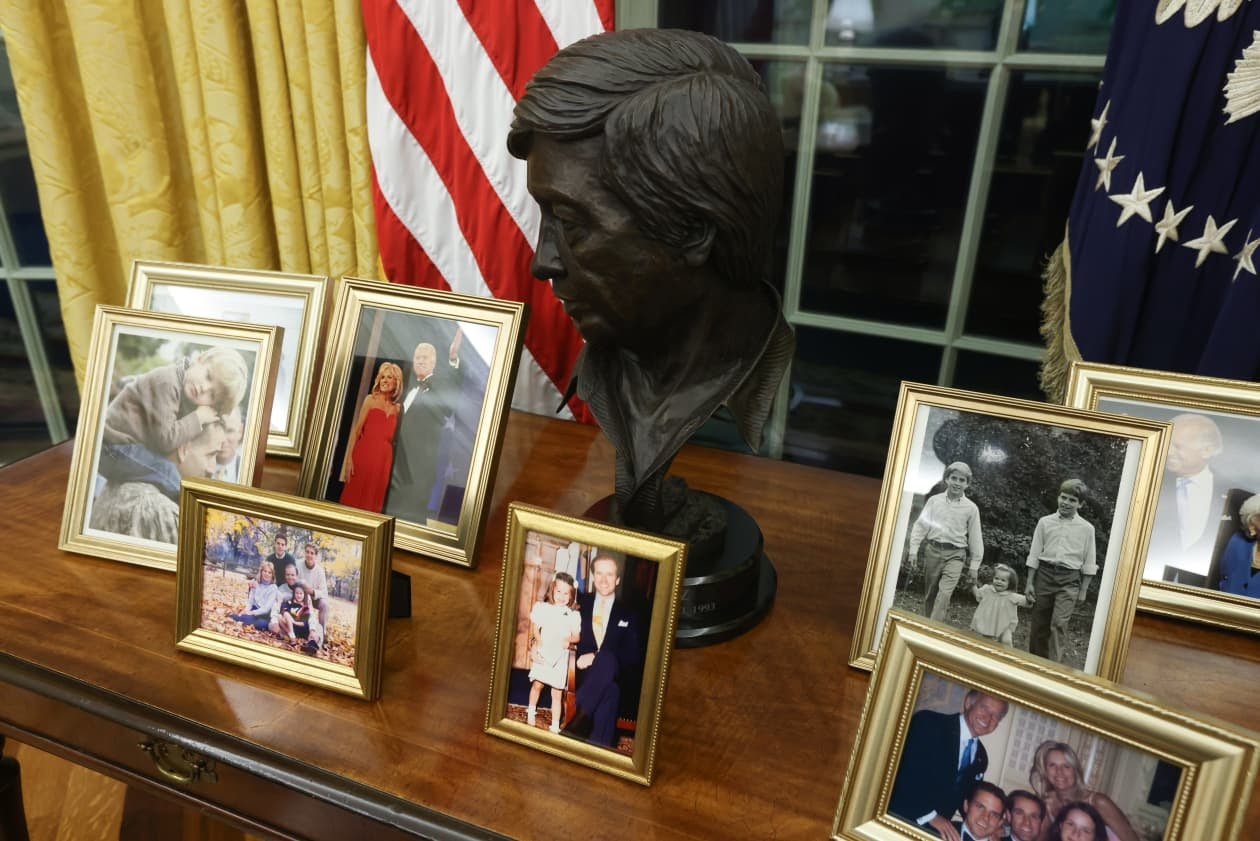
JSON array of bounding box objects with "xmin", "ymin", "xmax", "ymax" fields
[
  {"xmin": 971, "ymin": 564, "xmax": 1030, "ymax": 646},
  {"xmin": 526, "ymin": 572, "xmax": 582, "ymax": 733}
]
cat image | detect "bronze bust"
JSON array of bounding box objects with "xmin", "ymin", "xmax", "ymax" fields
[{"xmin": 509, "ymin": 28, "xmax": 793, "ymax": 552}]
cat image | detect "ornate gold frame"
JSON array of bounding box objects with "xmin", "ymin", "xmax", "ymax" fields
[
  {"xmin": 297, "ymin": 277, "xmax": 525, "ymax": 566},
  {"xmin": 833, "ymin": 611, "xmax": 1258, "ymax": 841},
  {"xmin": 174, "ymin": 478, "xmax": 394, "ymax": 700},
  {"xmin": 848, "ymin": 382, "xmax": 1170, "ymax": 680},
  {"xmin": 58, "ymin": 306, "xmax": 282, "ymax": 571},
  {"xmin": 484, "ymin": 503, "xmax": 686, "ymax": 785},
  {"xmin": 1066, "ymin": 361, "xmax": 1260, "ymax": 635},
  {"xmin": 127, "ymin": 259, "xmax": 329, "ymax": 458}
]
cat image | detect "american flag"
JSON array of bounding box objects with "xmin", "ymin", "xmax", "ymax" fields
[
  {"xmin": 362, "ymin": 0, "xmax": 614, "ymax": 421},
  {"xmin": 1057, "ymin": 1, "xmax": 1260, "ymax": 383}
]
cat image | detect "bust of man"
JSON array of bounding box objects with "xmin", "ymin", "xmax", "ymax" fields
[{"xmin": 508, "ymin": 29, "xmax": 793, "ymax": 540}]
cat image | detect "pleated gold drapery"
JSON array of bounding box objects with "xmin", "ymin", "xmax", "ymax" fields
[{"xmin": 0, "ymin": 0, "xmax": 378, "ymax": 384}]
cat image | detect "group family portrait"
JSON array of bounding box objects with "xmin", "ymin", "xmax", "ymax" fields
[
  {"xmin": 500, "ymin": 531, "xmax": 657, "ymax": 754},
  {"xmin": 84, "ymin": 327, "xmax": 260, "ymax": 547},
  {"xmin": 888, "ymin": 673, "xmax": 1178, "ymax": 841},
  {"xmin": 320, "ymin": 305, "xmax": 497, "ymax": 532},
  {"xmin": 198, "ymin": 516, "xmax": 363, "ymax": 667},
  {"xmin": 891, "ymin": 407, "xmax": 1136, "ymax": 672}
]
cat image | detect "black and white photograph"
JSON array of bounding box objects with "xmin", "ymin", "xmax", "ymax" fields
[{"xmin": 849, "ymin": 384, "xmax": 1170, "ymax": 679}]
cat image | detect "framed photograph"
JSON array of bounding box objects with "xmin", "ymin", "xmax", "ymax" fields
[
  {"xmin": 1066, "ymin": 362, "xmax": 1260, "ymax": 634},
  {"xmin": 849, "ymin": 383, "xmax": 1170, "ymax": 679},
  {"xmin": 175, "ymin": 478, "xmax": 393, "ymax": 700},
  {"xmin": 297, "ymin": 277, "xmax": 525, "ymax": 566},
  {"xmin": 484, "ymin": 503, "xmax": 686, "ymax": 785},
  {"xmin": 833, "ymin": 611, "xmax": 1258, "ymax": 841},
  {"xmin": 127, "ymin": 259, "xmax": 329, "ymax": 458},
  {"xmin": 59, "ymin": 306, "xmax": 282, "ymax": 571}
]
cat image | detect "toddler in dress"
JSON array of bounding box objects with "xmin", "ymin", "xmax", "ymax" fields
[
  {"xmin": 971, "ymin": 563, "xmax": 1029, "ymax": 646},
  {"xmin": 526, "ymin": 572, "xmax": 581, "ymax": 733}
]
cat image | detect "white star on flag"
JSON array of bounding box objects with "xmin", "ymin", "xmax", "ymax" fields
[
  {"xmin": 1087, "ymin": 100, "xmax": 1110, "ymax": 151},
  {"xmin": 1183, "ymin": 215, "xmax": 1238, "ymax": 268},
  {"xmin": 1234, "ymin": 229, "xmax": 1260, "ymax": 281},
  {"xmin": 1153, "ymin": 201, "xmax": 1193, "ymax": 253},
  {"xmin": 1109, "ymin": 172, "xmax": 1164, "ymax": 227},
  {"xmin": 1094, "ymin": 137, "xmax": 1124, "ymax": 191}
]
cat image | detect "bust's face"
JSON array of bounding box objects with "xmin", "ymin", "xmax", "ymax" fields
[{"xmin": 525, "ymin": 135, "xmax": 705, "ymax": 349}]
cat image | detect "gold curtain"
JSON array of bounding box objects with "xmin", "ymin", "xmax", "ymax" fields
[{"xmin": 0, "ymin": 0, "xmax": 378, "ymax": 384}]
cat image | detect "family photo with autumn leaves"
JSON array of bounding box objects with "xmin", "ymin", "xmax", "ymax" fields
[{"xmin": 199, "ymin": 513, "xmax": 363, "ymax": 667}]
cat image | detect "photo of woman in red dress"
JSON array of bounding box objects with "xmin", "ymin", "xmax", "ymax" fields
[{"xmin": 339, "ymin": 361, "xmax": 402, "ymax": 513}]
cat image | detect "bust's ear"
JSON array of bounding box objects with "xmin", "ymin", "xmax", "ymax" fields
[{"xmin": 680, "ymin": 223, "xmax": 715, "ymax": 267}]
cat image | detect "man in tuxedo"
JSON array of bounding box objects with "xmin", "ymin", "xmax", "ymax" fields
[
  {"xmin": 1150, "ymin": 414, "xmax": 1235, "ymax": 586},
  {"xmin": 1005, "ymin": 790, "xmax": 1047, "ymax": 841},
  {"xmin": 952, "ymin": 782, "xmax": 1008, "ymax": 841},
  {"xmin": 563, "ymin": 555, "xmax": 643, "ymax": 747},
  {"xmin": 384, "ymin": 334, "xmax": 463, "ymax": 522},
  {"xmin": 888, "ymin": 689, "xmax": 1009, "ymax": 841}
]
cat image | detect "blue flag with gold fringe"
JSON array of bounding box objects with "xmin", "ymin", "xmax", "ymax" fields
[{"xmin": 1042, "ymin": 0, "xmax": 1260, "ymax": 398}]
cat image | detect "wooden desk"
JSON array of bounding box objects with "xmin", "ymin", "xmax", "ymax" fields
[{"xmin": 0, "ymin": 411, "xmax": 1258, "ymax": 840}]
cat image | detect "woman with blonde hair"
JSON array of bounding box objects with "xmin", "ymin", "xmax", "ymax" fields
[
  {"xmin": 1030, "ymin": 741, "xmax": 1139, "ymax": 841},
  {"xmin": 1217, "ymin": 493, "xmax": 1260, "ymax": 597},
  {"xmin": 339, "ymin": 361, "xmax": 403, "ymax": 513}
]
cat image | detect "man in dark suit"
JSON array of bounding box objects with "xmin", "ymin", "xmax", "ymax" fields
[
  {"xmin": 384, "ymin": 334, "xmax": 463, "ymax": 522},
  {"xmin": 563, "ymin": 555, "xmax": 643, "ymax": 747},
  {"xmin": 888, "ymin": 689, "xmax": 1009, "ymax": 841},
  {"xmin": 1150, "ymin": 413, "xmax": 1236, "ymax": 586},
  {"xmin": 952, "ymin": 781, "xmax": 1008, "ymax": 841}
]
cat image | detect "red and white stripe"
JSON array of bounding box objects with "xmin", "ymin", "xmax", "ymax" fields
[{"xmin": 363, "ymin": 0, "xmax": 614, "ymax": 422}]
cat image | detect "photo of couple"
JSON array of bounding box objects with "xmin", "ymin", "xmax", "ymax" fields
[
  {"xmin": 198, "ymin": 519, "xmax": 363, "ymax": 667},
  {"xmin": 321, "ymin": 306, "xmax": 497, "ymax": 532},
  {"xmin": 85, "ymin": 330, "xmax": 257, "ymax": 547},
  {"xmin": 502, "ymin": 531, "xmax": 656, "ymax": 754},
  {"xmin": 888, "ymin": 673, "xmax": 1178, "ymax": 841},
  {"xmin": 892, "ymin": 407, "xmax": 1134, "ymax": 671}
]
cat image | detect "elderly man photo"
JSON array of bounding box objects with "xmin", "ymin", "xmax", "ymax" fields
[
  {"xmin": 888, "ymin": 689, "xmax": 1009, "ymax": 841},
  {"xmin": 1149, "ymin": 413, "xmax": 1237, "ymax": 586},
  {"xmin": 562, "ymin": 555, "xmax": 643, "ymax": 748},
  {"xmin": 384, "ymin": 333, "xmax": 463, "ymax": 523},
  {"xmin": 508, "ymin": 28, "xmax": 793, "ymax": 536},
  {"xmin": 90, "ymin": 421, "xmax": 226, "ymax": 544}
]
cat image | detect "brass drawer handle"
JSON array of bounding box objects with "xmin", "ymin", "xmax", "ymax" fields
[{"xmin": 137, "ymin": 739, "xmax": 218, "ymax": 785}]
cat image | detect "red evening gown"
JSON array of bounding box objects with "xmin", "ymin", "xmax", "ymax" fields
[{"xmin": 339, "ymin": 407, "xmax": 398, "ymax": 513}]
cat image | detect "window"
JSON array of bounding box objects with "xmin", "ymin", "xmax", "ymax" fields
[{"xmin": 625, "ymin": 1, "xmax": 1112, "ymax": 475}]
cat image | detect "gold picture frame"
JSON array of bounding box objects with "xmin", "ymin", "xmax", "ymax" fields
[
  {"xmin": 174, "ymin": 478, "xmax": 393, "ymax": 700},
  {"xmin": 1065, "ymin": 361, "xmax": 1260, "ymax": 635},
  {"xmin": 484, "ymin": 503, "xmax": 686, "ymax": 785},
  {"xmin": 297, "ymin": 277, "xmax": 525, "ymax": 567},
  {"xmin": 59, "ymin": 306, "xmax": 282, "ymax": 571},
  {"xmin": 849, "ymin": 383, "xmax": 1170, "ymax": 680},
  {"xmin": 127, "ymin": 259, "xmax": 330, "ymax": 458},
  {"xmin": 833, "ymin": 611, "xmax": 1258, "ymax": 841}
]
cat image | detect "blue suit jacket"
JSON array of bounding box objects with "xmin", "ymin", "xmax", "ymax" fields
[{"xmin": 888, "ymin": 709, "xmax": 988, "ymax": 828}]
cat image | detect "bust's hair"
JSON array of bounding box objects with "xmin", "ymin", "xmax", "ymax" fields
[{"xmin": 508, "ymin": 28, "xmax": 783, "ymax": 289}]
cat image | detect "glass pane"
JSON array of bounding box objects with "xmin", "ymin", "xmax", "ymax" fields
[
  {"xmin": 783, "ymin": 327, "xmax": 940, "ymax": 476},
  {"xmin": 951, "ymin": 351, "xmax": 1045, "ymax": 403},
  {"xmin": 659, "ymin": 0, "xmax": 812, "ymax": 44},
  {"xmin": 0, "ymin": 283, "xmax": 53, "ymax": 465},
  {"xmin": 0, "ymin": 40, "xmax": 51, "ymax": 267},
  {"xmin": 967, "ymin": 70, "xmax": 1100, "ymax": 343},
  {"xmin": 800, "ymin": 64, "xmax": 988, "ymax": 326},
  {"xmin": 752, "ymin": 59, "xmax": 804, "ymax": 299},
  {"xmin": 1019, "ymin": 0, "xmax": 1114, "ymax": 53},
  {"xmin": 30, "ymin": 279, "xmax": 79, "ymax": 428},
  {"xmin": 824, "ymin": 0, "xmax": 1004, "ymax": 49}
]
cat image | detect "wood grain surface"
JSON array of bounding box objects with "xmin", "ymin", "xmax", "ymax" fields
[{"xmin": 0, "ymin": 411, "xmax": 1258, "ymax": 840}]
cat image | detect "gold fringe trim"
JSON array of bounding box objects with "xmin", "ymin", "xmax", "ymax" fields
[{"xmin": 1038, "ymin": 227, "xmax": 1083, "ymax": 403}]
